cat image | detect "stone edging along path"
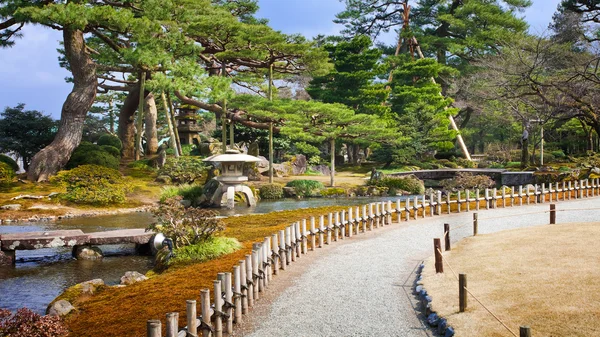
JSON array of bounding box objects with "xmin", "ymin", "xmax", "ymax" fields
[{"xmin": 144, "ymin": 179, "xmax": 600, "ymax": 337}]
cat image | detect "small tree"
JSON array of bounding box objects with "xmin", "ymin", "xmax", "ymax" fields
[{"xmin": 0, "ymin": 104, "xmax": 57, "ymax": 171}]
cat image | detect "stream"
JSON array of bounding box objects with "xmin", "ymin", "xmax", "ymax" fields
[{"xmin": 0, "ymin": 196, "xmax": 409, "ymax": 314}]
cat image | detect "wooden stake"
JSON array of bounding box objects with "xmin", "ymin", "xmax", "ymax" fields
[
  {"xmin": 239, "ymin": 260, "xmax": 248, "ymax": 314},
  {"xmin": 520, "ymin": 326, "xmax": 531, "ymax": 337},
  {"xmin": 147, "ymin": 319, "xmax": 161, "ymax": 337},
  {"xmin": 301, "ymin": 219, "xmax": 308, "ymax": 254},
  {"xmin": 309, "ymin": 218, "xmax": 316, "ymax": 251},
  {"xmin": 473, "ymin": 213, "xmax": 478, "ymax": 236},
  {"xmin": 245, "ymin": 255, "xmax": 254, "ymax": 306},
  {"xmin": 224, "ymin": 273, "xmax": 233, "ymax": 334},
  {"xmin": 549, "ymin": 204, "xmax": 556, "ymax": 224},
  {"xmin": 444, "ymin": 223, "xmax": 450, "ymax": 251},
  {"xmin": 233, "ymin": 266, "xmax": 242, "ymax": 323},
  {"xmin": 459, "ymin": 274, "xmax": 467, "ymax": 312},
  {"xmin": 279, "ymin": 229, "xmax": 286, "ymax": 269},
  {"xmin": 348, "ymin": 207, "xmax": 354, "ymax": 237},
  {"xmin": 434, "ymin": 238, "xmax": 443, "ymax": 273},
  {"xmin": 186, "ymin": 300, "xmax": 197, "ymax": 337},
  {"xmin": 251, "ymin": 250, "xmax": 260, "ymax": 300},
  {"xmin": 166, "ymin": 313, "xmax": 178, "ymax": 337},
  {"xmin": 213, "ymin": 280, "xmax": 223, "ymax": 337},
  {"xmin": 200, "ymin": 289, "xmax": 211, "ymax": 337}
]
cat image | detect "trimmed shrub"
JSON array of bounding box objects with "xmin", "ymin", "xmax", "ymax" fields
[
  {"xmin": 370, "ymin": 177, "xmax": 425, "ymax": 195},
  {"xmin": 100, "ymin": 145, "xmax": 121, "ymax": 158},
  {"xmin": 67, "ymin": 144, "xmax": 119, "ymax": 170},
  {"xmin": 97, "ymin": 133, "xmax": 122, "ymax": 150},
  {"xmin": 53, "ymin": 165, "xmax": 131, "ymax": 205},
  {"xmin": 259, "ymin": 183, "xmax": 284, "ymax": 199},
  {"xmin": 440, "ymin": 172, "xmax": 495, "ymax": 191},
  {"xmin": 168, "ymin": 237, "xmax": 242, "ymax": 266},
  {"xmin": 0, "ymin": 162, "xmax": 15, "ymax": 185},
  {"xmin": 0, "ymin": 308, "xmax": 68, "ymax": 337},
  {"xmin": 159, "ymin": 184, "xmax": 204, "ymax": 204},
  {"xmin": 320, "ymin": 187, "xmax": 346, "ymax": 196},
  {"xmin": 158, "ymin": 157, "xmax": 208, "ymax": 184},
  {"xmin": 552, "ymin": 150, "xmax": 566, "ymax": 159},
  {"xmin": 285, "ymin": 179, "xmax": 324, "ymax": 197},
  {"xmin": 0, "ymin": 154, "xmax": 19, "ymax": 172}
]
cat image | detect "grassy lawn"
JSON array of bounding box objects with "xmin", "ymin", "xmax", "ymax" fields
[{"xmin": 422, "ymin": 223, "xmax": 600, "ymax": 337}]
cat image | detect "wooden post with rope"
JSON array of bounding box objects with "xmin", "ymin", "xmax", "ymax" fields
[
  {"xmin": 520, "ymin": 326, "xmax": 531, "ymax": 337},
  {"xmin": 473, "ymin": 213, "xmax": 478, "ymax": 236},
  {"xmin": 459, "ymin": 274, "xmax": 467, "ymax": 312},
  {"xmin": 147, "ymin": 320, "xmax": 161, "ymax": 337},
  {"xmin": 166, "ymin": 313, "xmax": 178, "ymax": 337},
  {"xmin": 444, "ymin": 223, "xmax": 451, "ymax": 251},
  {"xmin": 434, "ymin": 238, "xmax": 443, "ymax": 273},
  {"xmin": 550, "ymin": 204, "xmax": 556, "ymax": 224}
]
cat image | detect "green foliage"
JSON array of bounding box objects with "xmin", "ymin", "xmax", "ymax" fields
[
  {"xmin": 0, "ymin": 104, "xmax": 57, "ymax": 171},
  {"xmin": 552, "ymin": 150, "xmax": 567, "ymax": 159},
  {"xmin": 99, "ymin": 145, "xmax": 120, "ymax": 158},
  {"xmin": 128, "ymin": 160, "xmax": 154, "ymax": 170},
  {"xmin": 456, "ymin": 158, "xmax": 477, "ymax": 168},
  {"xmin": 181, "ymin": 144, "xmax": 195, "ymax": 156},
  {"xmin": 97, "ymin": 133, "xmax": 122, "ymax": 151},
  {"xmin": 285, "ymin": 179, "xmax": 324, "ymax": 197},
  {"xmin": 54, "ymin": 165, "xmax": 131, "ymax": 205},
  {"xmin": 67, "ymin": 143, "xmax": 120, "ymax": 170},
  {"xmin": 169, "ymin": 237, "xmax": 242, "ymax": 266},
  {"xmin": 160, "ymin": 184, "xmax": 204, "ymax": 203},
  {"xmin": 0, "ymin": 162, "xmax": 15, "ymax": 185},
  {"xmin": 149, "ymin": 197, "xmax": 225, "ymax": 249},
  {"xmin": 259, "ymin": 183, "xmax": 284, "ymax": 199},
  {"xmin": 158, "ymin": 157, "xmax": 208, "ymax": 184},
  {"xmin": 0, "ymin": 154, "xmax": 19, "ymax": 172},
  {"xmin": 440, "ymin": 172, "xmax": 495, "ymax": 191},
  {"xmin": 369, "ymin": 177, "xmax": 425, "ymax": 195},
  {"xmin": 293, "ymin": 142, "xmax": 321, "ymax": 158},
  {"xmin": 320, "ymin": 187, "xmax": 347, "ymax": 196},
  {"xmin": 505, "ymin": 162, "xmax": 522, "ymax": 169}
]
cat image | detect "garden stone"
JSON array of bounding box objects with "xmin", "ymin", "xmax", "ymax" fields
[
  {"xmin": 73, "ymin": 245, "xmax": 103, "ymax": 260},
  {"xmin": 180, "ymin": 199, "xmax": 192, "ymax": 208},
  {"xmin": 257, "ymin": 156, "xmax": 269, "ymax": 168},
  {"xmin": 47, "ymin": 300, "xmax": 75, "ymax": 317},
  {"xmin": 120, "ymin": 271, "xmax": 148, "ymax": 285},
  {"xmin": 283, "ymin": 187, "xmax": 297, "ymax": 198},
  {"xmin": 291, "ymin": 154, "xmax": 307, "ymax": 175},
  {"xmin": 445, "ymin": 327, "xmax": 455, "ymax": 337},
  {"xmin": 0, "ymin": 204, "xmax": 21, "ymax": 210},
  {"xmin": 427, "ymin": 313, "xmax": 439, "ymax": 326},
  {"xmin": 80, "ymin": 279, "xmax": 105, "ymax": 295},
  {"xmin": 591, "ymin": 167, "xmax": 600, "ymax": 175},
  {"xmin": 310, "ymin": 165, "xmax": 330, "ymax": 176}
]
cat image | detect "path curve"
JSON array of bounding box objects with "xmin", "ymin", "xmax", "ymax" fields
[{"xmin": 235, "ymin": 198, "xmax": 600, "ymax": 337}]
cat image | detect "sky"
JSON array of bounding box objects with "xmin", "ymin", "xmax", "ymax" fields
[{"xmin": 0, "ymin": 0, "xmax": 562, "ymax": 119}]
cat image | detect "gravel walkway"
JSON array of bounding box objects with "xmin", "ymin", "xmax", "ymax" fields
[{"xmin": 241, "ymin": 197, "xmax": 600, "ymax": 337}]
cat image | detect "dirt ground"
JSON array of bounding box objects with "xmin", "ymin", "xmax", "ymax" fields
[{"xmin": 422, "ymin": 223, "xmax": 600, "ymax": 337}]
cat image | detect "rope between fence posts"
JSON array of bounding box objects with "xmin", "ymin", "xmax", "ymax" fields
[
  {"xmin": 451, "ymin": 223, "xmax": 470, "ymax": 231},
  {"xmin": 478, "ymin": 210, "xmax": 549, "ymax": 221},
  {"xmin": 436, "ymin": 248, "xmax": 458, "ymax": 280},
  {"xmin": 556, "ymin": 207, "xmax": 600, "ymax": 212}
]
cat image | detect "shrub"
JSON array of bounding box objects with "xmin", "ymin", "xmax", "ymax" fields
[
  {"xmin": 181, "ymin": 144, "xmax": 194, "ymax": 156},
  {"xmin": 320, "ymin": 187, "xmax": 346, "ymax": 197},
  {"xmin": 99, "ymin": 145, "xmax": 121, "ymax": 158},
  {"xmin": 259, "ymin": 183, "xmax": 284, "ymax": 199},
  {"xmin": 505, "ymin": 162, "xmax": 521, "ymax": 169},
  {"xmin": 149, "ymin": 197, "xmax": 225, "ymax": 249},
  {"xmin": 97, "ymin": 133, "xmax": 122, "ymax": 150},
  {"xmin": 128, "ymin": 160, "xmax": 154, "ymax": 170},
  {"xmin": 285, "ymin": 180, "xmax": 324, "ymax": 197},
  {"xmin": 440, "ymin": 172, "xmax": 495, "ymax": 191},
  {"xmin": 159, "ymin": 184, "xmax": 205, "ymax": 204},
  {"xmin": 53, "ymin": 165, "xmax": 131, "ymax": 205},
  {"xmin": 0, "ymin": 154, "xmax": 19, "ymax": 172},
  {"xmin": 551, "ymin": 150, "xmax": 566, "ymax": 159},
  {"xmin": 0, "ymin": 308, "xmax": 68, "ymax": 337},
  {"xmin": 0, "ymin": 162, "xmax": 15, "ymax": 185},
  {"xmin": 168, "ymin": 237, "xmax": 242, "ymax": 266},
  {"xmin": 158, "ymin": 157, "xmax": 208, "ymax": 184},
  {"xmin": 66, "ymin": 144, "xmax": 119, "ymax": 170},
  {"xmin": 369, "ymin": 177, "xmax": 425, "ymax": 195},
  {"xmin": 455, "ymin": 158, "xmax": 477, "ymax": 168}
]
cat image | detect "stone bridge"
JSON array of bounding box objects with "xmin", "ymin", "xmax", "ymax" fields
[{"xmin": 389, "ymin": 168, "xmax": 535, "ymax": 187}]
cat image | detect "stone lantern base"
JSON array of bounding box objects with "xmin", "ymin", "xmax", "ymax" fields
[{"xmin": 199, "ymin": 179, "xmax": 257, "ymax": 209}]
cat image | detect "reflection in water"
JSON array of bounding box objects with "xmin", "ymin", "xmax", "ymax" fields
[{"xmin": 0, "ymin": 196, "xmax": 409, "ymax": 314}]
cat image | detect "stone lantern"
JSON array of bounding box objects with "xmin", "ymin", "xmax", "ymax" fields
[
  {"xmin": 203, "ymin": 150, "xmax": 262, "ymax": 209},
  {"xmin": 176, "ymin": 105, "xmax": 203, "ymax": 145}
]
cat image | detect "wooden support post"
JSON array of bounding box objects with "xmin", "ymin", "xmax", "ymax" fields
[
  {"xmin": 420, "ymin": 197, "xmax": 426, "ymax": 219},
  {"xmin": 285, "ymin": 227, "xmax": 292, "ymax": 264},
  {"xmin": 186, "ymin": 300, "xmax": 197, "ymax": 337},
  {"xmin": 519, "ymin": 185, "xmax": 523, "ymax": 206},
  {"xmin": 485, "ymin": 188, "xmax": 490, "ymax": 210},
  {"xmin": 251, "ymin": 245, "xmax": 264, "ymax": 292},
  {"xmin": 327, "ymin": 213, "xmax": 333, "ymax": 243},
  {"xmin": 310, "ymin": 217, "xmax": 316, "ymax": 251},
  {"xmin": 434, "ymin": 238, "xmax": 443, "ymax": 273},
  {"xmin": 364, "ymin": 204, "xmax": 370, "ymax": 230},
  {"xmin": 520, "ymin": 326, "xmax": 531, "ymax": 337},
  {"xmin": 540, "ymin": 184, "xmax": 545, "ymax": 203},
  {"xmin": 459, "ymin": 274, "xmax": 467, "ymax": 313},
  {"xmin": 369, "ymin": 204, "xmax": 374, "ymax": 230},
  {"xmin": 147, "ymin": 319, "xmax": 161, "ymax": 337},
  {"xmin": 437, "ymin": 191, "xmax": 442, "ymax": 215},
  {"xmin": 340, "ymin": 211, "xmax": 346, "ymax": 238},
  {"xmin": 355, "ymin": 206, "xmax": 360, "ymax": 235},
  {"xmin": 334, "ymin": 212, "xmax": 340, "ymax": 241},
  {"xmin": 293, "ymin": 223, "xmax": 301, "ymax": 258},
  {"xmin": 473, "ymin": 213, "xmax": 478, "ymax": 236},
  {"xmin": 233, "ymin": 266, "xmax": 242, "ymax": 323},
  {"xmin": 375, "ymin": 203, "xmax": 381, "ymax": 227},
  {"xmin": 245, "ymin": 255, "xmax": 254, "ymax": 306},
  {"xmin": 413, "ymin": 197, "xmax": 419, "ymax": 219},
  {"xmin": 457, "ymin": 191, "xmax": 462, "ymax": 213},
  {"xmin": 289, "ymin": 226, "xmax": 296, "ymax": 262},
  {"xmin": 239, "ymin": 260, "xmax": 248, "ymax": 314},
  {"xmin": 271, "ymin": 234, "xmax": 279, "ymax": 276},
  {"xmin": 446, "ymin": 193, "xmax": 451, "ymax": 214},
  {"xmin": 278, "ymin": 230, "xmax": 286, "ymax": 271},
  {"xmin": 465, "ymin": 189, "xmax": 471, "ymax": 212},
  {"xmin": 534, "ymin": 184, "xmax": 539, "ymax": 204},
  {"xmin": 213, "ymin": 280, "xmax": 223, "ymax": 337},
  {"xmin": 405, "ymin": 197, "xmax": 411, "ymax": 222},
  {"xmin": 550, "ymin": 204, "xmax": 556, "ymax": 224},
  {"xmin": 568, "ymin": 181, "xmax": 572, "ymax": 200},
  {"xmin": 251, "ymin": 251, "xmax": 259, "ymax": 300},
  {"xmin": 562, "ymin": 182, "xmax": 566, "ymax": 201},
  {"xmin": 511, "ymin": 186, "xmax": 515, "ymax": 207},
  {"xmin": 526, "ymin": 185, "xmax": 531, "ymax": 205},
  {"xmin": 444, "ymin": 223, "xmax": 451, "ymax": 251},
  {"xmin": 475, "ymin": 189, "xmax": 480, "ymax": 210},
  {"xmin": 429, "ymin": 192, "xmax": 434, "ymax": 217},
  {"xmin": 224, "ymin": 273, "xmax": 233, "ymax": 334},
  {"xmin": 166, "ymin": 313, "xmax": 178, "ymax": 337},
  {"xmin": 319, "ymin": 215, "xmax": 326, "ymax": 246},
  {"xmin": 501, "ymin": 188, "xmax": 506, "ymax": 208},
  {"xmin": 492, "ymin": 188, "xmax": 498, "ymax": 208},
  {"xmin": 347, "ymin": 208, "xmax": 353, "ymax": 238},
  {"xmin": 301, "ymin": 219, "xmax": 308, "ymax": 254},
  {"xmin": 200, "ymin": 289, "xmax": 211, "ymax": 337},
  {"xmin": 264, "ymin": 237, "xmax": 271, "ymax": 283},
  {"xmin": 549, "ymin": 184, "xmax": 553, "ymax": 202},
  {"xmin": 326, "ymin": 214, "xmax": 333, "ymax": 243}
]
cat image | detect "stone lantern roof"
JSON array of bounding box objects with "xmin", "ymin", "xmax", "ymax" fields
[
  {"xmin": 203, "ymin": 150, "xmax": 262, "ymax": 163},
  {"xmin": 204, "ymin": 150, "xmax": 261, "ymax": 183}
]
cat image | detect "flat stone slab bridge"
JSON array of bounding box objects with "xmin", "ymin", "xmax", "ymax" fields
[
  {"xmin": 390, "ymin": 168, "xmax": 535, "ymax": 186},
  {"xmin": 0, "ymin": 228, "xmax": 155, "ymax": 266}
]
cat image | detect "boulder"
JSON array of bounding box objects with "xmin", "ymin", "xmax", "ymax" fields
[
  {"xmin": 0, "ymin": 251, "xmax": 14, "ymax": 265},
  {"xmin": 73, "ymin": 245, "xmax": 103, "ymax": 260},
  {"xmin": 120, "ymin": 271, "xmax": 148, "ymax": 285},
  {"xmin": 283, "ymin": 187, "xmax": 297, "ymax": 198},
  {"xmin": 310, "ymin": 165, "xmax": 330, "ymax": 176},
  {"xmin": 80, "ymin": 279, "xmax": 105, "ymax": 295},
  {"xmin": 47, "ymin": 300, "xmax": 75, "ymax": 317},
  {"xmin": 262, "ymin": 163, "xmax": 291, "ymax": 177},
  {"xmin": 291, "ymin": 154, "xmax": 307, "ymax": 175},
  {"xmin": 0, "ymin": 204, "xmax": 21, "ymax": 210},
  {"xmin": 257, "ymin": 156, "xmax": 269, "ymax": 168},
  {"xmin": 248, "ymin": 142, "xmax": 260, "ymax": 157}
]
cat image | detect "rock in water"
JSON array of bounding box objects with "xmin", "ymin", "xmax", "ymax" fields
[
  {"xmin": 47, "ymin": 300, "xmax": 75, "ymax": 317},
  {"xmin": 73, "ymin": 245, "xmax": 103, "ymax": 260},
  {"xmin": 120, "ymin": 271, "xmax": 148, "ymax": 285}
]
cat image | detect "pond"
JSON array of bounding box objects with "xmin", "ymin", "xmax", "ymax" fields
[{"xmin": 0, "ymin": 195, "xmax": 410, "ymax": 314}]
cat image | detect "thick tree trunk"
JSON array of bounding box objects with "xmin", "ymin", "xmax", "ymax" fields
[
  {"xmin": 144, "ymin": 93, "xmax": 158, "ymax": 155},
  {"xmin": 119, "ymin": 88, "xmax": 140, "ymax": 159},
  {"xmin": 330, "ymin": 138, "xmax": 335, "ymax": 187},
  {"xmin": 521, "ymin": 138, "xmax": 529, "ymax": 169},
  {"xmin": 27, "ymin": 29, "xmax": 97, "ymax": 181}
]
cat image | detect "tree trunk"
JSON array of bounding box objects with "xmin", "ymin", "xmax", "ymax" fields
[
  {"xmin": 144, "ymin": 92, "xmax": 158, "ymax": 155},
  {"xmin": 521, "ymin": 138, "xmax": 529, "ymax": 169},
  {"xmin": 27, "ymin": 29, "xmax": 97, "ymax": 181},
  {"xmin": 161, "ymin": 91, "xmax": 179, "ymax": 157},
  {"xmin": 330, "ymin": 138, "xmax": 336, "ymax": 187},
  {"xmin": 119, "ymin": 88, "xmax": 140, "ymax": 160}
]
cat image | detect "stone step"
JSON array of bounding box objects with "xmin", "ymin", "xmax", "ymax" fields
[
  {"xmin": 0, "ymin": 230, "xmax": 89, "ymax": 251},
  {"xmin": 88, "ymin": 229, "xmax": 154, "ymax": 245}
]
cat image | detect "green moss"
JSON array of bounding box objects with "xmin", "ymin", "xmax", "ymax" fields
[
  {"xmin": 0, "ymin": 162, "xmax": 15, "ymax": 185},
  {"xmin": 0, "ymin": 154, "xmax": 18, "ymax": 172},
  {"xmin": 97, "ymin": 134, "xmax": 123, "ymax": 150},
  {"xmin": 99, "ymin": 145, "xmax": 121, "ymax": 158},
  {"xmin": 320, "ymin": 187, "xmax": 347, "ymax": 196},
  {"xmin": 169, "ymin": 237, "xmax": 242, "ymax": 266},
  {"xmin": 369, "ymin": 177, "xmax": 425, "ymax": 195},
  {"xmin": 53, "ymin": 165, "xmax": 131, "ymax": 205}
]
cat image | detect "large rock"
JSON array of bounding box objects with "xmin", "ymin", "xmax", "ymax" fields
[
  {"xmin": 310, "ymin": 165, "xmax": 330, "ymax": 176},
  {"xmin": 120, "ymin": 271, "xmax": 148, "ymax": 285},
  {"xmin": 257, "ymin": 156, "xmax": 269, "ymax": 169},
  {"xmin": 47, "ymin": 300, "xmax": 75, "ymax": 317},
  {"xmin": 73, "ymin": 245, "xmax": 103, "ymax": 260},
  {"xmin": 80, "ymin": 279, "xmax": 105, "ymax": 295},
  {"xmin": 291, "ymin": 154, "xmax": 307, "ymax": 175},
  {"xmin": 0, "ymin": 204, "xmax": 21, "ymax": 210}
]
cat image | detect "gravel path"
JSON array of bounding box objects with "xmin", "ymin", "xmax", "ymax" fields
[{"xmin": 240, "ymin": 198, "xmax": 600, "ymax": 337}]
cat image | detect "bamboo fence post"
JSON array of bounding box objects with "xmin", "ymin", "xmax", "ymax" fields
[
  {"xmin": 239, "ymin": 260, "xmax": 248, "ymax": 314},
  {"xmin": 326, "ymin": 214, "xmax": 333, "ymax": 243},
  {"xmin": 501, "ymin": 187, "xmax": 506, "ymax": 208},
  {"xmin": 534, "ymin": 184, "xmax": 539, "ymax": 204},
  {"xmin": 213, "ymin": 280, "xmax": 223, "ymax": 337},
  {"xmin": 224, "ymin": 272, "xmax": 233, "ymax": 334},
  {"xmin": 592, "ymin": 179, "xmax": 596, "ymax": 197},
  {"xmin": 562, "ymin": 182, "xmax": 566, "ymax": 201},
  {"xmin": 251, "ymin": 244, "xmax": 264, "ymax": 292},
  {"xmin": 568, "ymin": 181, "xmax": 572, "ymax": 200},
  {"xmin": 378, "ymin": 202, "xmax": 385, "ymax": 225},
  {"xmin": 147, "ymin": 319, "xmax": 161, "ymax": 337},
  {"xmin": 301, "ymin": 219, "xmax": 308, "ymax": 254},
  {"xmin": 233, "ymin": 266, "xmax": 242, "ymax": 323},
  {"xmin": 285, "ymin": 226, "xmax": 292, "ymax": 264},
  {"xmin": 434, "ymin": 238, "xmax": 443, "ymax": 273},
  {"xmin": 549, "ymin": 183, "xmax": 553, "ymax": 202},
  {"xmin": 475, "ymin": 189, "xmax": 480, "ymax": 210},
  {"xmin": 364, "ymin": 204, "xmax": 370, "ymax": 230},
  {"xmin": 334, "ymin": 212, "xmax": 340, "ymax": 241},
  {"xmin": 278, "ymin": 230, "xmax": 286, "ymax": 271},
  {"xmin": 271, "ymin": 234, "xmax": 279, "ymax": 276},
  {"xmin": 389, "ymin": 200, "xmax": 395, "ymax": 222},
  {"xmin": 484, "ymin": 188, "xmax": 490, "ymax": 210},
  {"xmin": 405, "ymin": 197, "xmax": 411, "ymax": 221},
  {"xmin": 493, "ymin": 187, "xmax": 498, "ymax": 208},
  {"xmin": 375, "ymin": 202, "xmax": 381, "ymax": 227},
  {"xmin": 200, "ymin": 289, "xmax": 211, "ymax": 337},
  {"xmin": 511, "ymin": 186, "xmax": 515, "ymax": 207},
  {"xmin": 186, "ymin": 300, "xmax": 197, "ymax": 337},
  {"xmin": 526, "ymin": 185, "xmax": 531, "ymax": 204},
  {"xmin": 251, "ymin": 250, "xmax": 260, "ymax": 300},
  {"xmin": 245, "ymin": 255, "xmax": 254, "ymax": 306},
  {"xmin": 310, "ymin": 217, "xmax": 316, "ymax": 251},
  {"xmin": 429, "ymin": 192, "xmax": 435, "ymax": 216},
  {"xmin": 412, "ymin": 197, "xmax": 418, "ymax": 219},
  {"xmin": 339, "ymin": 211, "xmax": 346, "ymax": 239},
  {"xmin": 367, "ymin": 203, "xmax": 374, "ymax": 230},
  {"xmin": 465, "ymin": 189, "xmax": 471, "ymax": 212},
  {"xmin": 437, "ymin": 191, "xmax": 442, "ymax": 215},
  {"xmin": 540, "ymin": 184, "xmax": 546, "ymax": 203},
  {"xmin": 459, "ymin": 274, "xmax": 467, "ymax": 312},
  {"xmin": 295, "ymin": 222, "xmax": 302, "ymax": 258},
  {"xmin": 520, "ymin": 326, "xmax": 531, "ymax": 337},
  {"xmin": 263, "ymin": 237, "xmax": 271, "ymax": 283},
  {"xmin": 347, "ymin": 207, "xmax": 353, "ymax": 238},
  {"xmin": 444, "ymin": 223, "xmax": 451, "ymax": 251},
  {"xmin": 289, "ymin": 226, "xmax": 296, "ymax": 262},
  {"xmin": 457, "ymin": 191, "xmax": 462, "ymax": 213},
  {"xmin": 446, "ymin": 193, "xmax": 451, "ymax": 214},
  {"xmin": 319, "ymin": 215, "xmax": 326, "ymax": 246},
  {"xmin": 355, "ymin": 206, "xmax": 360, "ymax": 234},
  {"xmin": 585, "ymin": 179, "xmax": 589, "ymax": 198},
  {"xmin": 395, "ymin": 200, "xmax": 402, "ymax": 223},
  {"xmin": 473, "ymin": 213, "xmax": 478, "ymax": 236},
  {"xmin": 518, "ymin": 185, "xmax": 523, "ymax": 206},
  {"xmin": 166, "ymin": 312, "xmax": 178, "ymax": 337},
  {"xmin": 556, "ymin": 182, "xmax": 561, "ymax": 200},
  {"xmin": 550, "ymin": 204, "xmax": 556, "ymax": 224}
]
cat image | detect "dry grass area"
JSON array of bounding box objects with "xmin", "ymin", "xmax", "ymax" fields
[{"xmin": 423, "ymin": 223, "xmax": 600, "ymax": 337}]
